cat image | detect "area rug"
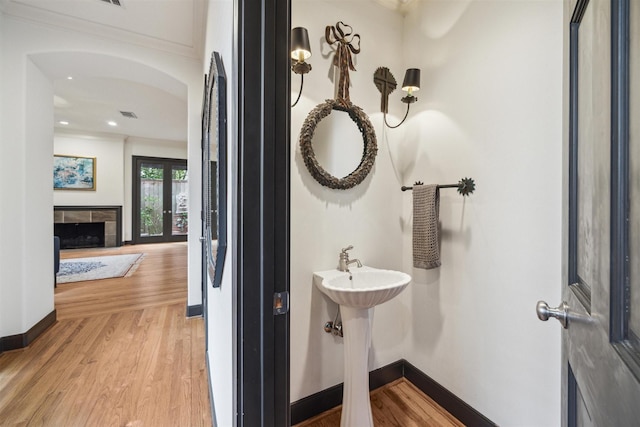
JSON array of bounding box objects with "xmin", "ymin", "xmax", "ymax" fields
[{"xmin": 57, "ymin": 253, "xmax": 144, "ymax": 284}]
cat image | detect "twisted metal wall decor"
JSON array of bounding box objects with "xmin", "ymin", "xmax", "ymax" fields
[{"xmin": 325, "ymin": 21, "xmax": 361, "ymax": 104}]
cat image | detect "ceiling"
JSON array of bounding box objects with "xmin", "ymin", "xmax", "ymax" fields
[{"xmin": 3, "ymin": 0, "xmax": 206, "ymax": 143}]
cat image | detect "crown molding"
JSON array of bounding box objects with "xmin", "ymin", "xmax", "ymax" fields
[{"xmin": 3, "ymin": 0, "xmax": 205, "ymax": 61}]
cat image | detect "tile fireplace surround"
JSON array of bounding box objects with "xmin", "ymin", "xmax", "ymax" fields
[{"xmin": 54, "ymin": 206, "xmax": 122, "ymax": 248}]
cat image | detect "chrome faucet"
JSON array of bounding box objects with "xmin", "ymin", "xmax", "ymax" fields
[{"xmin": 338, "ymin": 245, "xmax": 362, "ymax": 273}]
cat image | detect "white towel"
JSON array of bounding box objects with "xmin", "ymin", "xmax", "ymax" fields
[{"xmin": 413, "ymin": 184, "xmax": 441, "ymax": 269}]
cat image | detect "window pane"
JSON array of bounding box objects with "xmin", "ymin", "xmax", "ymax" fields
[
  {"xmin": 140, "ymin": 163, "xmax": 164, "ymax": 237},
  {"xmin": 172, "ymin": 165, "xmax": 188, "ymax": 236}
]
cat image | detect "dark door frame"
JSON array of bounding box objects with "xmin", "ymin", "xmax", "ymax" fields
[
  {"xmin": 132, "ymin": 155, "xmax": 189, "ymax": 244},
  {"xmin": 234, "ymin": 0, "xmax": 291, "ymax": 425}
]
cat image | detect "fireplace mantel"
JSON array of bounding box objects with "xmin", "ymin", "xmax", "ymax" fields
[{"xmin": 54, "ymin": 206, "xmax": 122, "ymax": 248}]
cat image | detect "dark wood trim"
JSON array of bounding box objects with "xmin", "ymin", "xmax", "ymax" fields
[
  {"xmin": 273, "ymin": 0, "xmax": 292, "ymax": 425},
  {"xmin": 610, "ymin": 0, "xmax": 640, "ymax": 380},
  {"xmin": 0, "ymin": 310, "xmax": 57, "ymax": 354},
  {"xmin": 131, "ymin": 156, "xmax": 188, "ymax": 245},
  {"xmin": 291, "ymin": 359, "xmax": 496, "ymax": 427},
  {"xmin": 291, "ymin": 382, "xmax": 343, "ymax": 425},
  {"xmin": 403, "ymin": 360, "xmax": 496, "ymax": 427},
  {"xmin": 609, "ymin": 0, "xmax": 629, "ymax": 343},
  {"xmin": 570, "ymin": 0, "xmax": 590, "ymax": 22},
  {"xmin": 290, "ymin": 360, "xmax": 403, "ymax": 425},
  {"xmin": 568, "ymin": 0, "xmax": 592, "ymax": 312},
  {"xmin": 186, "ymin": 304, "xmax": 203, "ymax": 317},
  {"xmin": 568, "ymin": 363, "xmax": 578, "ymax": 427},
  {"xmin": 234, "ymin": 0, "xmax": 290, "ymax": 425},
  {"xmin": 369, "ymin": 359, "xmax": 404, "ymax": 389}
]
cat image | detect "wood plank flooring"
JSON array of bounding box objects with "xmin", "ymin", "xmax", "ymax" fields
[
  {"xmin": 0, "ymin": 243, "xmax": 212, "ymax": 427},
  {"xmin": 294, "ymin": 379, "xmax": 464, "ymax": 427},
  {"xmin": 55, "ymin": 243, "xmax": 189, "ymax": 320}
]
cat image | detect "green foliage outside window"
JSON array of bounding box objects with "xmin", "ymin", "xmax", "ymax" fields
[
  {"xmin": 140, "ymin": 166, "xmax": 186, "ymax": 180},
  {"xmin": 141, "ymin": 195, "xmax": 163, "ymax": 235}
]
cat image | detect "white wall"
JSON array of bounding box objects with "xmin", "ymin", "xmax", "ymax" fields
[
  {"xmin": 0, "ymin": 48, "xmax": 55, "ymax": 337},
  {"xmin": 290, "ymin": 0, "xmax": 563, "ymax": 424},
  {"xmin": 398, "ymin": 1, "xmax": 563, "ymax": 425},
  {"xmin": 52, "ymin": 132, "xmax": 187, "ymax": 242},
  {"xmin": 0, "ymin": 15, "xmax": 202, "ymax": 337},
  {"xmin": 53, "ymin": 133, "xmax": 126, "ymax": 207},
  {"xmin": 23, "ymin": 58, "xmax": 55, "ymax": 334},
  {"xmin": 203, "ymin": 1, "xmax": 235, "ymax": 426},
  {"xmin": 290, "ymin": 0, "xmax": 407, "ymax": 402}
]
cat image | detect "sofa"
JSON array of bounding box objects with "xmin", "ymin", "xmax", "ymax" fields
[{"xmin": 54, "ymin": 235, "xmax": 60, "ymax": 287}]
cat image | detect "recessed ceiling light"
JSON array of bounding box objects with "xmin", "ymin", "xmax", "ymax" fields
[
  {"xmin": 59, "ymin": 120, "xmax": 69, "ymax": 125},
  {"xmin": 107, "ymin": 121, "xmax": 118, "ymax": 127},
  {"xmin": 67, "ymin": 76, "xmax": 73, "ymax": 80}
]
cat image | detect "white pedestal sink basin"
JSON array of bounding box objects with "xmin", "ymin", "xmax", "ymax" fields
[{"xmin": 313, "ymin": 266, "xmax": 411, "ymax": 427}]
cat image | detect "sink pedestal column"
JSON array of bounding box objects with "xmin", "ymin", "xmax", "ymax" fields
[{"xmin": 340, "ymin": 305, "xmax": 373, "ymax": 427}]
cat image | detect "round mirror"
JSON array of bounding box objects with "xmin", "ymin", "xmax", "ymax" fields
[
  {"xmin": 312, "ymin": 109, "xmax": 364, "ymax": 179},
  {"xmin": 299, "ymin": 99, "xmax": 377, "ymax": 189}
]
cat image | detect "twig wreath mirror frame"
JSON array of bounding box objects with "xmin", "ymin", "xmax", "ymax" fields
[{"xmin": 299, "ymin": 22, "xmax": 378, "ymax": 190}]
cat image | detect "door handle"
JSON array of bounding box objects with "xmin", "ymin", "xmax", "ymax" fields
[{"xmin": 536, "ymin": 300, "xmax": 569, "ymax": 329}]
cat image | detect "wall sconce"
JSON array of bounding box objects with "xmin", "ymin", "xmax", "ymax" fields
[
  {"xmin": 373, "ymin": 67, "xmax": 421, "ymax": 128},
  {"xmin": 291, "ymin": 27, "xmax": 312, "ymax": 107}
]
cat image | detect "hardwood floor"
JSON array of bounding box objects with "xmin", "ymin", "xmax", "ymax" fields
[
  {"xmin": 55, "ymin": 243, "xmax": 189, "ymax": 320},
  {"xmin": 294, "ymin": 379, "xmax": 464, "ymax": 427},
  {"xmin": 0, "ymin": 243, "xmax": 212, "ymax": 427}
]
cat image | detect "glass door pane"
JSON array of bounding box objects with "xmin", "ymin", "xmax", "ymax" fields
[
  {"xmin": 140, "ymin": 162, "xmax": 164, "ymax": 238},
  {"xmin": 172, "ymin": 165, "xmax": 189, "ymax": 236},
  {"xmin": 133, "ymin": 156, "xmax": 187, "ymax": 244}
]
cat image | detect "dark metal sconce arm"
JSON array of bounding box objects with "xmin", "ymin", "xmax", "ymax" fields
[
  {"xmin": 291, "ymin": 60, "xmax": 311, "ymax": 108},
  {"xmin": 383, "ymin": 103, "xmax": 411, "ymax": 129},
  {"xmin": 292, "ymin": 73, "xmax": 304, "ymax": 107}
]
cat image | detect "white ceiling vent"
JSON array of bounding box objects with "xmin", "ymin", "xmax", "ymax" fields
[
  {"xmin": 99, "ymin": 0, "xmax": 122, "ymax": 7},
  {"xmin": 120, "ymin": 111, "xmax": 138, "ymax": 119}
]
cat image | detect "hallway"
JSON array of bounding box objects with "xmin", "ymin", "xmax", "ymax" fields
[{"xmin": 0, "ymin": 243, "xmax": 211, "ymax": 426}]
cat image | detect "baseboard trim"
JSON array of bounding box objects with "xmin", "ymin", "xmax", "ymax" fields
[
  {"xmin": 186, "ymin": 304, "xmax": 203, "ymax": 317},
  {"xmin": 0, "ymin": 310, "xmax": 57, "ymax": 354},
  {"xmin": 403, "ymin": 360, "xmax": 496, "ymax": 427},
  {"xmin": 290, "ymin": 359, "xmax": 403, "ymax": 425},
  {"xmin": 290, "ymin": 359, "xmax": 496, "ymax": 426},
  {"xmin": 291, "ymin": 381, "xmax": 343, "ymax": 425}
]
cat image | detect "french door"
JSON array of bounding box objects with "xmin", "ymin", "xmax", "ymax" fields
[
  {"xmin": 538, "ymin": 0, "xmax": 640, "ymax": 425},
  {"xmin": 132, "ymin": 156, "xmax": 188, "ymax": 244}
]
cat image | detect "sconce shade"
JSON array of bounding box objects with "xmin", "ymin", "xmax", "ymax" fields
[
  {"xmin": 291, "ymin": 27, "xmax": 312, "ymax": 61},
  {"xmin": 402, "ymin": 68, "xmax": 421, "ymax": 92}
]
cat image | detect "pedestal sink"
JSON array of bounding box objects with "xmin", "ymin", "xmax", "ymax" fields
[{"xmin": 313, "ymin": 266, "xmax": 411, "ymax": 427}]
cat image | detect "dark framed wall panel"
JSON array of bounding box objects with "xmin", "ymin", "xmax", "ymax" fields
[
  {"xmin": 628, "ymin": 0, "xmax": 640, "ymax": 354},
  {"xmin": 568, "ymin": 0, "xmax": 593, "ymax": 312},
  {"xmin": 234, "ymin": 0, "xmax": 291, "ymax": 425},
  {"xmin": 610, "ymin": 0, "xmax": 640, "ymax": 378}
]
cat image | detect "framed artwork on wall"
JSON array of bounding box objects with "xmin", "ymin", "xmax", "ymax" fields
[{"xmin": 53, "ymin": 155, "xmax": 96, "ymax": 190}]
